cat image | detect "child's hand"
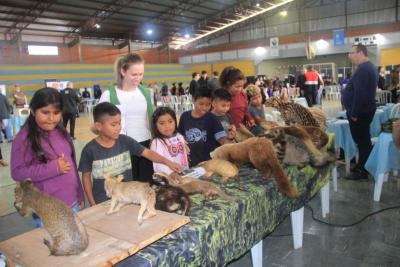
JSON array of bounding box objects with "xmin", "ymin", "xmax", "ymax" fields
[
  {"xmin": 57, "ymin": 154, "xmax": 71, "ymax": 173},
  {"xmin": 167, "ymin": 161, "xmax": 183, "ymax": 173},
  {"xmin": 0, "ymin": 159, "xmax": 8, "ymax": 167},
  {"xmin": 248, "ymin": 119, "xmax": 256, "ymax": 127},
  {"xmin": 169, "ymin": 172, "xmax": 183, "ymax": 184},
  {"xmin": 228, "ymin": 125, "xmax": 237, "ymax": 139}
]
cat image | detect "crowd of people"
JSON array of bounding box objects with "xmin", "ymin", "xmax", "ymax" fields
[{"xmin": 1, "ymin": 45, "xmax": 399, "ymax": 227}]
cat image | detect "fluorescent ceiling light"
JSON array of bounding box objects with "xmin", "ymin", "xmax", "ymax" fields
[
  {"xmin": 279, "ymin": 10, "xmax": 287, "ymax": 16},
  {"xmin": 171, "ymin": 0, "xmax": 294, "ymax": 48},
  {"xmin": 28, "ymin": 45, "xmax": 58, "ymax": 55}
]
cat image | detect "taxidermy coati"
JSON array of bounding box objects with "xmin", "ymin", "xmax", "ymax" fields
[{"xmin": 14, "ymin": 180, "xmax": 88, "ymax": 256}]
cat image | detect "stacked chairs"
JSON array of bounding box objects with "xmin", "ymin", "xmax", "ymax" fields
[
  {"xmin": 160, "ymin": 94, "xmax": 194, "ymax": 114},
  {"xmin": 325, "ymin": 85, "xmax": 341, "ymax": 101},
  {"xmin": 376, "ymin": 90, "xmax": 391, "ymax": 104}
]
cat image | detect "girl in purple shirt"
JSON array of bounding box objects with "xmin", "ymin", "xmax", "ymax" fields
[{"xmin": 11, "ymin": 88, "xmax": 84, "ymax": 227}]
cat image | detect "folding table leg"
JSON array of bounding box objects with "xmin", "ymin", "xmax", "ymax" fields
[
  {"xmin": 290, "ymin": 207, "xmax": 304, "ymax": 249},
  {"xmin": 251, "ymin": 240, "xmax": 263, "ymax": 267},
  {"xmin": 332, "ymin": 166, "xmax": 338, "ymax": 192},
  {"xmin": 320, "ymin": 182, "xmax": 330, "ymax": 218},
  {"xmin": 374, "ymin": 173, "xmax": 385, "ymax": 202}
]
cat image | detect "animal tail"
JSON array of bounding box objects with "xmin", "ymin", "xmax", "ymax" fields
[{"xmin": 249, "ymin": 139, "xmax": 298, "ymax": 198}]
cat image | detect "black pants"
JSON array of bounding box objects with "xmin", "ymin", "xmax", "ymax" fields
[
  {"xmin": 62, "ymin": 113, "xmax": 76, "ymax": 138},
  {"xmin": 348, "ymin": 112, "xmax": 374, "ymax": 173},
  {"xmin": 131, "ymin": 139, "xmax": 154, "ymax": 182},
  {"xmin": 304, "ymin": 85, "xmax": 317, "ymax": 107}
]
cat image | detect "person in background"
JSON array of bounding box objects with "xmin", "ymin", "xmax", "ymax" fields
[
  {"xmin": 0, "ymin": 146, "xmax": 7, "ymax": 166},
  {"xmin": 245, "ymin": 85, "xmax": 266, "ymax": 125},
  {"xmin": 198, "ymin": 70, "xmax": 208, "ymax": 88},
  {"xmin": 377, "ymin": 66, "xmax": 386, "ymax": 91},
  {"xmin": 304, "ymin": 66, "xmax": 324, "ymax": 107},
  {"xmin": 0, "ymin": 91, "xmax": 13, "ymax": 143},
  {"xmin": 189, "ymin": 72, "xmax": 200, "ymax": 96},
  {"xmin": 342, "ymin": 44, "xmax": 378, "ymax": 180},
  {"xmin": 61, "ymin": 82, "xmax": 80, "ymax": 140},
  {"xmin": 171, "ymin": 83, "xmax": 177, "ymax": 96},
  {"xmin": 178, "ymin": 82, "xmax": 185, "ymax": 96},
  {"xmin": 93, "ymin": 85, "xmax": 102, "ymax": 99},
  {"xmin": 11, "ymin": 88, "xmax": 85, "ymax": 227},
  {"xmin": 219, "ymin": 66, "xmax": 261, "ymax": 135},
  {"xmin": 82, "ymin": 88, "xmax": 91, "ymax": 99},
  {"xmin": 208, "ymin": 71, "xmax": 220, "ymax": 91},
  {"xmin": 99, "ymin": 53, "xmax": 155, "ymax": 182},
  {"xmin": 388, "ymin": 70, "xmax": 400, "ymax": 103},
  {"xmin": 13, "ymin": 84, "xmax": 27, "ymax": 108},
  {"xmin": 296, "ymin": 69, "xmax": 306, "ymax": 97},
  {"xmin": 211, "ymin": 88, "xmax": 236, "ymax": 141},
  {"xmin": 178, "ymin": 87, "xmax": 229, "ymax": 167}
]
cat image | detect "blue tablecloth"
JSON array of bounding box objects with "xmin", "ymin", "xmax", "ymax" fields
[
  {"xmin": 10, "ymin": 114, "xmax": 28, "ymax": 136},
  {"xmin": 336, "ymin": 108, "xmax": 388, "ymax": 138},
  {"xmin": 377, "ymin": 103, "xmax": 394, "ymax": 122},
  {"xmin": 365, "ymin": 132, "xmax": 400, "ymax": 183},
  {"xmin": 326, "ymin": 119, "xmax": 358, "ymax": 160}
]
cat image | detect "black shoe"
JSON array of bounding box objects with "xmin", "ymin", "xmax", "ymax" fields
[{"xmin": 345, "ymin": 171, "xmax": 369, "ymax": 181}]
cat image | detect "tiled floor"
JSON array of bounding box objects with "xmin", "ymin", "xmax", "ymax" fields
[{"xmin": 3, "ymin": 100, "xmax": 400, "ymax": 266}]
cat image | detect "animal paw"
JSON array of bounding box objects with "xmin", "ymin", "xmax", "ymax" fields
[{"xmin": 137, "ymin": 219, "xmax": 143, "ymax": 225}]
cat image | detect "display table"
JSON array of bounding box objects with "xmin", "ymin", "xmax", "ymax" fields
[
  {"xmin": 365, "ymin": 132, "xmax": 400, "ymax": 202},
  {"xmin": 116, "ymin": 162, "xmax": 335, "ymax": 267},
  {"xmin": 0, "ymin": 202, "xmax": 190, "ymax": 267}
]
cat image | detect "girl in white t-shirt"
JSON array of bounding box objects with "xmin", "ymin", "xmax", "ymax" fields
[{"xmin": 150, "ymin": 107, "xmax": 189, "ymax": 183}]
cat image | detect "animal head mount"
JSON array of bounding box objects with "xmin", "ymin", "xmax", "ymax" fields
[{"xmin": 265, "ymin": 97, "xmax": 284, "ymax": 108}]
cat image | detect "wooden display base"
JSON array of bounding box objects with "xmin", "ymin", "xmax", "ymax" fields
[{"xmin": 0, "ymin": 201, "xmax": 190, "ymax": 267}]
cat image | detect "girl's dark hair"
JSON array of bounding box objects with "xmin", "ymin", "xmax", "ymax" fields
[
  {"xmin": 27, "ymin": 87, "xmax": 68, "ymax": 163},
  {"xmin": 219, "ymin": 66, "xmax": 245, "ymax": 88},
  {"xmin": 151, "ymin": 107, "xmax": 178, "ymax": 140}
]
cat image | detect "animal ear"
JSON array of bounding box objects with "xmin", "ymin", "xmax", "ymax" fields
[
  {"xmin": 20, "ymin": 180, "xmax": 32, "ymax": 190},
  {"xmin": 117, "ymin": 175, "xmax": 124, "ymax": 182}
]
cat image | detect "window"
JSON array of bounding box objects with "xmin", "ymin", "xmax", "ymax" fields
[{"xmin": 27, "ymin": 45, "xmax": 59, "ymax": 56}]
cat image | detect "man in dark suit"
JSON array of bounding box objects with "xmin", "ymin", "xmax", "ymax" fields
[
  {"xmin": 189, "ymin": 72, "xmax": 200, "ymax": 96},
  {"xmin": 61, "ymin": 82, "xmax": 80, "ymax": 140},
  {"xmin": 342, "ymin": 44, "xmax": 378, "ymax": 180}
]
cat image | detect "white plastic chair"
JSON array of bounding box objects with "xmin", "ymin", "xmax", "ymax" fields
[{"xmin": 390, "ymin": 103, "xmax": 400, "ymax": 119}]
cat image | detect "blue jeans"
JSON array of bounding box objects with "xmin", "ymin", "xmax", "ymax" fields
[{"xmin": 32, "ymin": 202, "xmax": 80, "ymax": 228}]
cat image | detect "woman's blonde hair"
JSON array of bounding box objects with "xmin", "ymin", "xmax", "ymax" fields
[{"xmin": 114, "ymin": 53, "xmax": 144, "ymax": 88}]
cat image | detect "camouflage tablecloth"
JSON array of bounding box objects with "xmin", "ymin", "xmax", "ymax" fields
[{"xmin": 116, "ymin": 162, "xmax": 334, "ymax": 267}]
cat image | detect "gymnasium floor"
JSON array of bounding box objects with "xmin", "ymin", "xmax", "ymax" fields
[{"xmin": 1, "ymin": 100, "xmax": 400, "ymax": 266}]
